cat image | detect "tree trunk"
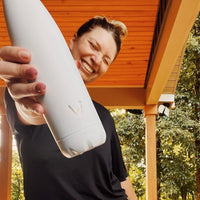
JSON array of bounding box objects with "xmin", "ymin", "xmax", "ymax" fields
[{"xmin": 181, "ymin": 193, "xmax": 187, "ymax": 200}]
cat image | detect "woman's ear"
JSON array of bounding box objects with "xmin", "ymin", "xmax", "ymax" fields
[{"xmin": 69, "ymin": 33, "xmax": 77, "ymax": 50}]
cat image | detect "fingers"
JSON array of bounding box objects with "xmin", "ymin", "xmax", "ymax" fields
[
  {"xmin": 0, "ymin": 46, "xmax": 46, "ymax": 117},
  {"xmin": 0, "ymin": 46, "xmax": 31, "ymax": 63},
  {"xmin": 0, "ymin": 46, "xmax": 37, "ymax": 82},
  {"xmin": 8, "ymin": 82, "xmax": 46, "ymax": 99},
  {"xmin": 0, "ymin": 61, "xmax": 38, "ymax": 81},
  {"xmin": 17, "ymin": 97, "xmax": 45, "ymax": 114},
  {"xmin": 8, "ymin": 81, "xmax": 46, "ymax": 115}
]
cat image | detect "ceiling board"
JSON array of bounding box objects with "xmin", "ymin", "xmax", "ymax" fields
[{"xmin": 0, "ymin": 0, "xmax": 159, "ymax": 88}]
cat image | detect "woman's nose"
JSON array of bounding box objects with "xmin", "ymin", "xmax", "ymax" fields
[{"xmin": 91, "ymin": 52, "xmax": 102, "ymax": 66}]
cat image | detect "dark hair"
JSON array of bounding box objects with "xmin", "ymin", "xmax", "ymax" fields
[{"xmin": 76, "ymin": 16, "xmax": 127, "ymax": 55}]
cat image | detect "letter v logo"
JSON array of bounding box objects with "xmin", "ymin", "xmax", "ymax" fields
[{"xmin": 68, "ymin": 101, "xmax": 83, "ymax": 115}]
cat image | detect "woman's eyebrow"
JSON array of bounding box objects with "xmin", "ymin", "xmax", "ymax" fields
[
  {"xmin": 95, "ymin": 40, "xmax": 112, "ymax": 61},
  {"xmin": 94, "ymin": 40, "xmax": 101, "ymax": 51}
]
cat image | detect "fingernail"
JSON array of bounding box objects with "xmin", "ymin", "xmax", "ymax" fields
[
  {"xmin": 33, "ymin": 108, "xmax": 40, "ymax": 114},
  {"xmin": 35, "ymin": 84, "xmax": 46, "ymax": 93},
  {"xmin": 32, "ymin": 105, "xmax": 43, "ymax": 114},
  {"xmin": 25, "ymin": 67, "xmax": 38, "ymax": 79},
  {"xmin": 19, "ymin": 50, "xmax": 30, "ymax": 60}
]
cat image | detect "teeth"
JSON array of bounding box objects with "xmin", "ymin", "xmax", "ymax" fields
[{"xmin": 82, "ymin": 62, "xmax": 93, "ymax": 73}]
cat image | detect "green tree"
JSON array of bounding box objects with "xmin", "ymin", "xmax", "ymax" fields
[
  {"xmin": 111, "ymin": 14, "xmax": 200, "ymax": 200},
  {"xmin": 11, "ymin": 149, "xmax": 24, "ymax": 200},
  {"xmin": 156, "ymin": 13, "xmax": 200, "ymax": 200},
  {"xmin": 176, "ymin": 13, "xmax": 200, "ymax": 199},
  {"xmin": 157, "ymin": 111, "xmax": 196, "ymax": 200},
  {"xmin": 110, "ymin": 109, "xmax": 146, "ymax": 199}
]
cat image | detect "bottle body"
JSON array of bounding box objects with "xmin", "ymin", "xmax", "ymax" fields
[{"xmin": 3, "ymin": 0, "xmax": 106, "ymax": 158}]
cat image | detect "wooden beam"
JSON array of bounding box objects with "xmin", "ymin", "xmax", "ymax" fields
[
  {"xmin": 144, "ymin": 104, "xmax": 157, "ymax": 200},
  {"xmin": 87, "ymin": 87, "xmax": 145, "ymax": 109},
  {"xmin": 0, "ymin": 111, "xmax": 12, "ymax": 200},
  {"xmin": 146, "ymin": 0, "xmax": 200, "ymax": 104}
]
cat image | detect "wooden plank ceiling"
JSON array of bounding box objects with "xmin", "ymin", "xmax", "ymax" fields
[{"xmin": 0, "ymin": 0, "xmax": 159, "ymax": 88}]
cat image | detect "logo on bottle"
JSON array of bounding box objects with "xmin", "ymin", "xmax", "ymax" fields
[{"xmin": 68, "ymin": 101, "xmax": 83, "ymax": 115}]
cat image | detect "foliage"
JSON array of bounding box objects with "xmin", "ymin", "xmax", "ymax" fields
[
  {"xmin": 11, "ymin": 148, "xmax": 24, "ymax": 200},
  {"xmin": 110, "ymin": 13, "xmax": 200, "ymax": 200},
  {"xmin": 110, "ymin": 109, "xmax": 146, "ymax": 199},
  {"xmin": 157, "ymin": 111, "xmax": 196, "ymax": 199},
  {"xmin": 176, "ymin": 13, "xmax": 200, "ymax": 200},
  {"xmin": 157, "ymin": 13, "xmax": 200, "ymax": 200}
]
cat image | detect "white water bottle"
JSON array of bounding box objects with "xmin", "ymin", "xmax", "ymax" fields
[{"xmin": 3, "ymin": 0, "xmax": 106, "ymax": 158}]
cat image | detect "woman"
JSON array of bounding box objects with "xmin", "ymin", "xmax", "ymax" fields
[{"xmin": 0, "ymin": 16, "xmax": 137, "ymax": 200}]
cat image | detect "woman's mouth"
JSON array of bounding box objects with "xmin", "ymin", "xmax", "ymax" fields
[{"xmin": 82, "ymin": 61, "xmax": 94, "ymax": 73}]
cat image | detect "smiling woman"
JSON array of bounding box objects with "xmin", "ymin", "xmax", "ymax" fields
[
  {"xmin": 69, "ymin": 27, "xmax": 117, "ymax": 83},
  {"xmin": 0, "ymin": 11, "xmax": 138, "ymax": 200},
  {"xmin": 69, "ymin": 16, "xmax": 127, "ymax": 83}
]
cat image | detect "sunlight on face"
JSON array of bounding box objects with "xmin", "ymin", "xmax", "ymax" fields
[{"xmin": 69, "ymin": 27, "xmax": 117, "ymax": 83}]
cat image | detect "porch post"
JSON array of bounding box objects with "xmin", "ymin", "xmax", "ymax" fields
[
  {"xmin": 0, "ymin": 105, "xmax": 12, "ymax": 200},
  {"xmin": 144, "ymin": 104, "xmax": 157, "ymax": 200}
]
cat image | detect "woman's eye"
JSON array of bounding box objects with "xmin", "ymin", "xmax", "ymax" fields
[
  {"xmin": 104, "ymin": 58, "xmax": 109, "ymax": 65},
  {"xmin": 89, "ymin": 41, "xmax": 97, "ymax": 50}
]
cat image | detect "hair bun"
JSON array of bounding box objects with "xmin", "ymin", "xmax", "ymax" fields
[
  {"xmin": 94, "ymin": 16, "xmax": 127, "ymax": 40},
  {"xmin": 110, "ymin": 20, "xmax": 128, "ymax": 40}
]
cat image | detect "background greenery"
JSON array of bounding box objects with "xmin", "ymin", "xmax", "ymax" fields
[
  {"xmin": 11, "ymin": 14, "xmax": 200, "ymax": 200},
  {"xmin": 111, "ymin": 13, "xmax": 200, "ymax": 200}
]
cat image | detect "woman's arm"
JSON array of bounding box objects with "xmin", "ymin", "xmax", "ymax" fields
[
  {"xmin": 121, "ymin": 177, "xmax": 138, "ymax": 200},
  {"xmin": 0, "ymin": 46, "xmax": 46, "ymax": 125}
]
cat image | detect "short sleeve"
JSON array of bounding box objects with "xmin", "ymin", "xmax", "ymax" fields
[
  {"xmin": 110, "ymin": 116, "xmax": 128, "ymax": 182},
  {"xmin": 4, "ymin": 88, "xmax": 33, "ymax": 135},
  {"xmin": 93, "ymin": 100, "xmax": 128, "ymax": 182},
  {"xmin": 4, "ymin": 88, "xmax": 18, "ymax": 132}
]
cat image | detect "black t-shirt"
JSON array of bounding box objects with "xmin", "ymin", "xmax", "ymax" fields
[{"xmin": 5, "ymin": 89, "xmax": 128, "ymax": 200}]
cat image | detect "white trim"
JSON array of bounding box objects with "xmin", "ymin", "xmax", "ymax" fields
[{"xmin": 159, "ymin": 94, "xmax": 174, "ymax": 103}]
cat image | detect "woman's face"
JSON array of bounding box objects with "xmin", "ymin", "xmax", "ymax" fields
[{"xmin": 69, "ymin": 27, "xmax": 117, "ymax": 83}]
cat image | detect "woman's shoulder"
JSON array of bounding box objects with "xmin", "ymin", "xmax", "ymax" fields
[
  {"xmin": 92, "ymin": 100, "xmax": 113, "ymax": 123},
  {"xmin": 93, "ymin": 100, "xmax": 109, "ymax": 115}
]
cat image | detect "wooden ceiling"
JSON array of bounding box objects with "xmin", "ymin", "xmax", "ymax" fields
[
  {"xmin": 0, "ymin": 0, "xmax": 159, "ymax": 88},
  {"xmin": 0, "ymin": 0, "xmax": 199, "ymax": 109}
]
